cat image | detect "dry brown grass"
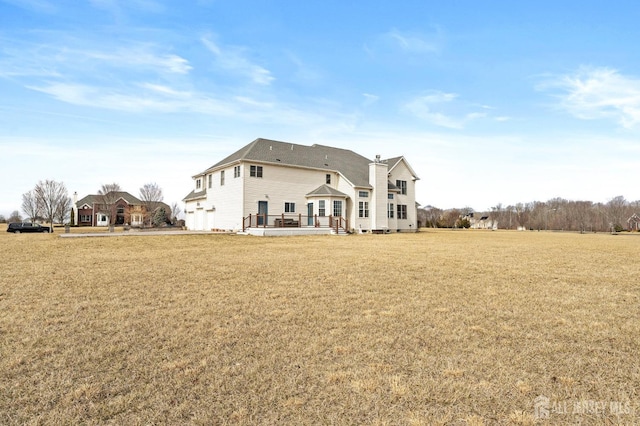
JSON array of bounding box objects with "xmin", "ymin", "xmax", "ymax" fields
[{"xmin": 1, "ymin": 228, "xmax": 639, "ymax": 424}]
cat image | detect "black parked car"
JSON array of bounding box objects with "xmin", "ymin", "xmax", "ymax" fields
[{"xmin": 6, "ymin": 223, "xmax": 52, "ymax": 233}]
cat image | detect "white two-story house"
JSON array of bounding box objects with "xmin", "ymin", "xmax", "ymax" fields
[{"xmin": 183, "ymin": 138, "xmax": 419, "ymax": 234}]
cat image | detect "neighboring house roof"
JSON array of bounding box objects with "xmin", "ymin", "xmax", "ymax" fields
[
  {"xmin": 305, "ymin": 184, "xmax": 349, "ymax": 198},
  {"xmin": 198, "ymin": 138, "xmax": 404, "ymax": 188},
  {"xmin": 76, "ymin": 191, "xmax": 144, "ymax": 208},
  {"xmin": 76, "ymin": 191, "xmax": 170, "ymax": 214}
]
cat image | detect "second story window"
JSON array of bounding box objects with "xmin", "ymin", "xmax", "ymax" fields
[
  {"xmin": 326, "ymin": 174, "xmax": 331, "ymax": 184},
  {"xmin": 396, "ymin": 180, "xmax": 407, "ymax": 195},
  {"xmin": 208, "ymin": 174, "xmax": 212, "ymax": 188},
  {"xmin": 358, "ymin": 191, "xmax": 369, "ymax": 198},
  {"xmin": 250, "ymin": 165, "xmax": 263, "ymax": 178},
  {"xmin": 220, "ymin": 170, "xmax": 225, "ymax": 186},
  {"xmin": 234, "ymin": 165, "xmax": 241, "ymax": 178},
  {"xmin": 196, "ymin": 179, "xmax": 202, "ymax": 189}
]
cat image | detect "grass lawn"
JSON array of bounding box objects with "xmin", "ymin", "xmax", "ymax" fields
[{"xmin": 1, "ymin": 227, "xmax": 639, "ymax": 424}]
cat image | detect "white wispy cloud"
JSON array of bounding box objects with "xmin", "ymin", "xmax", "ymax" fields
[
  {"xmin": 89, "ymin": 0, "xmax": 164, "ymax": 15},
  {"xmin": 27, "ymin": 82, "xmax": 171, "ymax": 111},
  {"xmin": 75, "ymin": 46, "xmax": 192, "ymax": 74},
  {"xmin": 285, "ymin": 51, "xmax": 323, "ymax": 84},
  {"xmin": 1, "ymin": 0, "xmax": 56, "ymax": 13},
  {"xmin": 366, "ymin": 27, "xmax": 442, "ymax": 58},
  {"xmin": 540, "ymin": 66, "xmax": 640, "ymax": 129},
  {"xmin": 402, "ymin": 92, "xmax": 506, "ymax": 128},
  {"xmin": 403, "ymin": 92, "xmax": 465, "ymax": 129},
  {"xmin": 362, "ymin": 93, "xmax": 379, "ymax": 106},
  {"xmin": 0, "ymin": 38, "xmax": 192, "ymax": 77},
  {"xmin": 201, "ymin": 37, "xmax": 274, "ymax": 86},
  {"xmin": 385, "ymin": 28, "xmax": 441, "ymax": 54}
]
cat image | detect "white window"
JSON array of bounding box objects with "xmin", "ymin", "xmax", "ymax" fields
[
  {"xmin": 208, "ymin": 174, "xmax": 212, "ymax": 188},
  {"xmin": 318, "ymin": 200, "xmax": 326, "ymax": 217},
  {"xmin": 196, "ymin": 179, "xmax": 202, "ymax": 189},
  {"xmin": 234, "ymin": 165, "xmax": 241, "ymax": 178},
  {"xmin": 284, "ymin": 202, "xmax": 296, "ymax": 213},
  {"xmin": 359, "ymin": 201, "xmax": 369, "ymax": 218},
  {"xmin": 220, "ymin": 170, "xmax": 225, "ymax": 186},
  {"xmin": 397, "ymin": 204, "xmax": 407, "ymax": 219},
  {"xmin": 326, "ymin": 174, "xmax": 331, "ymax": 184},
  {"xmin": 396, "ymin": 180, "xmax": 407, "ymax": 195},
  {"xmin": 388, "ymin": 203, "xmax": 394, "ymax": 218},
  {"xmin": 358, "ymin": 191, "xmax": 369, "ymax": 198},
  {"xmin": 333, "ymin": 200, "xmax": 342, "ymax": 217},
  {"xmin": 388, "ymin": 193, "xmax": 394, "ymax": 200}
]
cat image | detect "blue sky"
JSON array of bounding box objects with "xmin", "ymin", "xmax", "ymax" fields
[{"xmin": 2, "ymin": 0, "xmax": 640, "ymax": 217}]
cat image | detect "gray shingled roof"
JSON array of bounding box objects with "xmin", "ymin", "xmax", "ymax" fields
[
  {"xmin": 388, "ymin": 180, "xmax": 400, "ymax": 192},
  {"xmin": 182, "ymin": 189, "xmax": 207, "ymax": 202},
  {"xmin": 384, "ymin": 156, "xmax": 403, "ymax": 170},
  {"xmin": 201, "ymin": 138, "xmax": 375, "ymax": 188},
  {"xmin": 76, "ymin": 191, "xmax": 143, "ymax": 208},
  {"xmin": 305, "ymin": 184, "xmax": 349, "ymax": 198}
]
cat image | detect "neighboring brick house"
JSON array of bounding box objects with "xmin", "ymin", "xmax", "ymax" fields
[{"xmin": 74, "ymin": 191, "xmax": 170, "ymax": 227}]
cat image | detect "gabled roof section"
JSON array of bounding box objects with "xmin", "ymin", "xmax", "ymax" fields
[
  {"xmin": 384, "ymin": 156, "xmax": 420, "ymax": 180},
  {"xmin": 200, "ymin": 138, "xmax": 374, "ymax": 187},
  {"xmin": 305, "ymin": 184, "xmax": 349, "ymax": 198}
]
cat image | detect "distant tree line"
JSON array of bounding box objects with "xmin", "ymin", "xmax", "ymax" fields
[{"xmin": 419, "ymin": 196, "xmax": 640, "ymax": 232}]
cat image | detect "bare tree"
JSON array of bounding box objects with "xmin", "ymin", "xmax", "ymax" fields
[
  {"xmin": 97, "ymin": 183, "xmax": 122, "ymax": 227},
  {"xmin": 34, "ymin": 180, "xmax": 69, "ymax": 226},
  {"xmin": 55, "ymin": 196, "xmax": 72, "ymax": 225},
  {"xmin": 170, "ymin": 201, "xmax": 182, "ymax": 224},
  {"xmin": 441, "ymin": 208, "xmax": 462, "ymax": 228},
  {"xmin": 8, "ymin": 210, "xmax": 22, "ymax": 223},
  {"xmin": 571, "ymin": 200, "xmax": 594, "ymax": 233},
  {"xmin": 606, "ymin": 195, "xmax": 629, "ymax": 231},
  {"xmin": 139, "ymin": 183, "xmax": 163, "ymax": 226},
  {"xmin": 21, "ymin": 190, "xmax": 42, "ymax": 222}
]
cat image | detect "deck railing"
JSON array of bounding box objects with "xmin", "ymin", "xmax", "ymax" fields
[{"xmin": 242, "ymin": 214, "xmax": 349, "ymax": 233}]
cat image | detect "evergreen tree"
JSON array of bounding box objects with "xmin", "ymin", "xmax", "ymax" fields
[{"xmin": 152, "ymin": 207, "xmax": 167, "ymax": 227}]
